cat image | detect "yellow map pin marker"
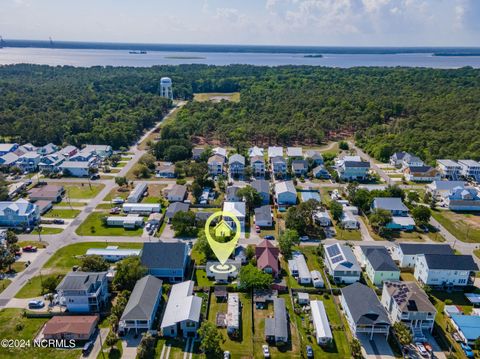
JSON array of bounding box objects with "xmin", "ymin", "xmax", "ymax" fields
[{"xmin": 205, "ymin": 210, "xmax": 241, "ymax": 265}]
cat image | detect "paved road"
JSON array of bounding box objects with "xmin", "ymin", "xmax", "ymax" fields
[{"xmin": 349, "ymin": 141, "xmax": 392, "ymax": 185}]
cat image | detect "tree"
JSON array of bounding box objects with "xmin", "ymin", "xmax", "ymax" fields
[
  {"xmin": 411, "ymin": 206, "xmax": 431, "ymax": 226},
  {"xmin": 351, "ymin": 338, "xmax": 364, "ymax": 359},
  {"xmin": 105, "ymin": 331, "xmax": 118, "ymax": 351},
  {"xmin": 165, "ymin": 145, "xmax": 190, "ymax": 162},
  {"xmin": 278, "ymin": 229, "xmax": 300, "ymax": 259},
  {"xmin": 137, "ymin": 332, "xmax": 156, "ymax": 359},
  {"xmin": 198, "ymin": 321, "xmax": 225, "ymax": 357},
  {"xmin": 285, "ymin": 199, "xmax": 320, "ymax": 235},
  {"xmin": 369, "ymin": 209, "xmax": 392, "ymax": 235},
  {"xmin": 385, "ymin": 185, "xmax": 405, "ymax": 200},
  {"xmin": 80, "ymin": 254, "xmax": 109, "ymax": 272},
  {"xmin": 132, "ymin": 164, "xmax": 150, "ymax": 178},
  {"xmin": 41, "ymin": 275, "xmax": 62, "ymax": 294},
  {"xmin": 139, "ymin": 153, "xmax": 156, "ymax": 169},
  {"xmin": 330, "ymin": 201, "xmax": 344, "ymax": 221},
  {"xmin": 193, "ymin": 230, "xmax": 214, "ymax": 263},
  {"xmin": 113, "ymin": 256, "xmax": 147, "ymax": 291},
  {"xmin": 393, "ymin": 322, "xmax": 413, "ymax": 346},
  {"xmin": 236, "ymin": 186, "xmax": 262, "ymax": 214},
  {"xmin": 407, "ymin": 191, "xmax": 420, "ymax": 204},
  {"xmin": 5, "ymin": 230, "xmax": 18, "ymax": 246},
  {"xmin": 0, "ymin": 175, "xmax": 9, "ymax": 201},
  {"xmin": 115, "ymin": 176, "xmax": 128, "ymax": 187},
  {"xmin": 238, "ymin": 264, "xmax": 273, "ymax": 291},
  {"xmin": 171, "ymin": 211, "xmax": 197, "ymax": 237},
  {"xmin": 191, "ymin": 182, "xmax": 203, "ymax": 202},
  {"xmin": 339, "ymin": 141, "xmax": 349, "ymax": 150}
]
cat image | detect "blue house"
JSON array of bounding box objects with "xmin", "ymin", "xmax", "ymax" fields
[
  {"xmin": 140, "ymin": 242, "xmax": 189, "ymax": 283},
  {"xmin": 0, "ymin": 143, "xmax": 19, "ymax": 156},
  {"xmin": 0, "ymin": 199, "xmax": 40, "ymax": 229},
  {"xmin": 371, "ymin": 197, "xmax": 415, "ymax": 231}
]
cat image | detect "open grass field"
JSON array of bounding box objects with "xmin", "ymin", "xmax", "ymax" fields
[
  {"xmin": 61, "ymin": 182, "xmax": 105, "ymax": 199},
  {"xmin": 75, "ymin": 212, "xmax": 143, "ymax": 236},
  {"xmin": 55, "ymin": 201, "xmax": 86, "ymax": 207},
  {"xmin": 103, "ymin": 186, "xmax": 131, "ymax": 201},
  {"xmin": 0, "ymin": 308, "xmax": 81, "ymax": 359},
  {"xmin": 334, "ymin": 225, "xmax": 362, "ymax": 241},
  {"xmin": 15, "ymin": 273, "xmax": 65, "ymax": 298},
  {"xmin": 34, "ymin": 226, "xmax": 64, "ymax": 235},
  {"xmin": 194, "ymin": 92, "xmax": 241, "ymax": 103},
  {"xmin": 43, "ymin": 208, "xmax": 81, "ymax": 219},
  {"xmin": 0, "ymin": 279, "xmax": 11, "ymax": 294},
  {"xmin": 432, "ymin": 209, "xmax": 480, "ymax": 243},
  {"xmin": 43, "ymin": 242, "xmax": 143, "ymax": 273},
  {"xmin": 18, "ymin": 240, "xmax": 48, "ymax": 249}
]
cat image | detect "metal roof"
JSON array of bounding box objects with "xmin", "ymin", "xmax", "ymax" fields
[{"xmin": 120, "ymin": 275, "xmax": 163, "ymax": 321}]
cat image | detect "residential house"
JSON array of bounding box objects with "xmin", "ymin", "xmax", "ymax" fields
[
  {"xmin": 437, "ymin": 159, "xmax": 462, "ymax": 180},
  {"xmin": 268, "ymin": 146, "xmax": 283, "ymax": 159},
  {"xmin": 288, "ymin": 252, "xmax": 311, "ymax": 284},
  {"xmin": 0, "ymin": 199, "xmax": 40, "ymax": 228},
  {"xmin": 226, "ymin": 293, "xmax": 241, "ymax": 337},
  {"xmin": 234, "ymin": 246, "xmax": 247, "ymax": 264},
  {"xmin": 401, "ymin": 153, "xmax": 424, "ymax": 169},
  {"xmin": 446, "ymin": 186, "xmax": 480, "ymax": 211},
  {"xmin": 0, "ymin": 152, "xmax": 19, "ymax": 167},
  {"xmin": 360, "ymin": 246, "xmax": 400, "ymax": 286},
  {"xmin": 7, "ymin": 181, "xmax": 28, "ymax": 199},
  {"xmin": 371, "ymin": 197, "xmax": 415, "ymax": 231},
  {"xmin": 291, "ymin": 159, "xmax": 308, "ymax": 176},
  {"xmin": 118, "ymin": 275, "xmax": 163, "ymax": 334},
  {"xmin": 310, "ymin": 300, "xmax": 333, "ymax": 346},
  {"xmin": 60, "ymin": 145, "xmax": 78, "ymax": 158},
  {"xmin": 265, "ymin": 298, "xmax": 289, "ymax": 344},
  {"xmin": 141, "ymin": 242, "xmax": 189, "ymax": 283},
  {"xmin": 127, "ymin": 182, "xmax": 148, "ymax": 203},
  {"xmin": 254, "ymin": 205, "xmax": 273, "ymax": 227},
  {"xmin": 313, "ymin": 210, "xmax": 332, "ymax": 227},
  {"xmin": 248, "ymin": 146, "xmax": 264, "ymax": 158},
  {"xmin": 271, "ymin": 156, "xmax": 287, "ymax": 178},
  {"xmin": 106, "ymin": 215, "xmax": 143, "ymax": 229},
  {"xmin": 69, "ymin": 149, "xmax": 96, "ymax": 163},
  {"xmin": 336, "ymin": 155, "xmax": 370, "ymax": 181},
  {"xmin": 459, "ymin": 159, "xmax": 480, "ymax": 180},
  {"xmin": 252, "ymin": 179, "xmax": 270, "ymax": 204},
  {"xmin": 340, "ymin": 282, "xmax": 391, "ymax": 339},
  {"xmin": 56, "ymin": 271, "xmax": 109, "ymax": 312},
  {"xmin": 311, "ymin": 270, "xmax": 324, "ymax": 288},
  {"xmin": 16, "ymin": 143, "xmax": 36, "ymax": 154},
  {"xmin": 426, "ymin": 180, "xmax": 466, "ymax": 199},
  {"xmin": 165, "ymin": 202, "xmax": 190, "ymax": 223},
  {"xmin": 312, "ymin": 165, "xmax": 330, "ymax": 179},
  {"xmin": 192, "ymin": 147, "xmax": 205, "ymax": 160},
  {"xmin": 206, "ymin": 260, "xmax": 241, "ymax": 283},
  {"xmin": 339, "ymin": 210, "xmax": 359, "ymax": 229},
  {"xmin": 297, "ymin": 292, "xmax": 310, "ymax": 305},
  {"xmin": 226, "ymin": 186, "xmax": 241, "ymax": 202},
  {"xmin": 60, "ymin": 161, "xmax": 93, "ymax": 177},
  {"xmin": 228, "ymin": 154, "xmax": 245, "ymax": 178},
  {"xmin": 160, "ymin": 281, "xmax": 202, "ymax": 338},
  {"xmin": 156, "ymin": 162, "xmax": 176, "ymax": 178},
  {"xmin": 37, "ymin": 143, "xmax": 58, "ymax": 156},
  {"xmin": 256, "ymin": 239, "xmax": 280, "ymax": 278},
  {"xmin": 16, "ymin": 152, "xmax": 41, "ymax": 172},
  {"xmin": 381, "ymin": 281, "xmax": 436, "ymax": 336},
  {"xmin": 0, "ymin": 143, "xmax": 19, "ymax": 156},
  {"xmin": 304, "ymin": 150, "xmax": 324, "ymax": 165},
  {"xmin": 274, "ymin": 181, "xmax": 297, "ymax": 207},
  {"xmin": 450, "ymin": 315, "xmax": 480, "ymax": 345},
  {"xmin": 123, "ymin": 203, "xmax": 161, "ymax": 215},
  {"xmin": 82, "ymin": 145, "xmax": 112, "ymax": 159},
  {"xmin": 207, "ymin": 154, "xmax": 225, "ymax": 176},
  {"xmin": 414, "ymin": 254, "xmax": 478, "ymax": 287},
  {"xmin": 223, "ymin": 201, "xmax": 246, "ymax": 230},
  {"xmin": 395, "ymin": 243, "xmax": 453, "ymax": 268},
  {"xmin": 390, "ymin": 152, "xmax": 409, "ymax": 168},
  {"xmin": 212, "ymin": 147, "xmax": 227, "ymax": 158},
  {"xmin": 38, "ymin": 153, "xmax": 65, "ymax": 173},
  {"xmin": 254, "ymin": 289, "xmax": 278, "ymax": 309},
  {"xmin": 286, "ymin": 147, "xmax": 303, "ymax": 159},
  {"xmin": 166, "ymin": 184, "xmax": 187, "ymax": 202},
  {"xmin": 324, "ymin": 243, "xmax": 361, "ymax": 284},
  {"xmin": 250, "ymin": 156, "xmax": 266, "ymax": 178},
  {"xmin": 43, "ymin": 315, "xmax": 99, "ymax": 340},
  {"xmin": 85, "ymin": 246, "xmax": 142, "ymax": 262},
  {"xmin": 29, "ymin": 184, "xmax": 64, "ymax": 203},
  {"xmin": 403, "ymin": 166, "xmax": 440, "ymax": 182}
]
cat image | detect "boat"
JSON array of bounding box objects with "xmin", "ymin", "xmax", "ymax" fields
[{"xmin": 128, "ymin": 50, "xmax": 147, "ymax": 54}]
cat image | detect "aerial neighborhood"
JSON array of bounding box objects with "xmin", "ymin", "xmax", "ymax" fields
[{"xmin": 2, "ymin": 90, "xmax": 480, "ymax": 359}]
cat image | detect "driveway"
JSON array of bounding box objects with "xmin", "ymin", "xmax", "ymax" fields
[
  {"xmin": 86, "ymin": 328, "xmax": 109, "ymax": 359},
  {"xmin": 358, "ymin": 333, "xmax": 395, "ymax": 359},
  {"xmin": 121, "ymin": 332, "xmax": 143, "ymax": 359}
]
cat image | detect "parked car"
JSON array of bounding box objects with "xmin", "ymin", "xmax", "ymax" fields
[
  {"xmin": 255, "ymin": 225, "xmax": 260, "ymax": 233},
  {"xmin": 264, "ymin": 235, "xmax": 275, "ymax": 240},
  {"xmin": 22, "ymin": 245, "xmax": 37, "ymax": 252},
  {"xmin": 300, "ymin": 236, "xmax": 309, "ymax": 241},
  {"xmin": 28, "ymin": 300, "xmax": 45, "ymax": 309},
  {"xmin": 461, "ymin": 343, "xmax": 474, "ymax": 358},
  {"xmin": 112, "ymin": 197, "xmax": 124, "ymax": 204},
  {"xmin": 90, "ymin": 174, "xmax": 100, "ymax": 180},
  {"xmin": 109, "ymin": 208, "xmax": 120, "ymax": 214},
  {"xmin": 223, "ymin": 351, "xmax": 231, "ymax": 359},
  {"xmin": 306, "ymin": 345, "xmax": 314, "ymax": 358},
  {"xmin": 82, "ymin": 341, "xmax": 94, "ymax": 356},
  {"xmin": 452, "ymin": 332, "xmax": 463, "ymax": 342},
  {"xmin": 53, "ymin": 219, "xmax": 65, "ymax": 224},
  {"xmin": 262, "ymin": 345, "xmax": 270, "ymax": 358},
  {"xmin": 415, "ymin": 342, "xmax": 428, "ymax": 357}
]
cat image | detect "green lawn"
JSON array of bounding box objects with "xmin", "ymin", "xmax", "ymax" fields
[
  {"xmin": 15, "ymin": 273, "xmax": 65, "ymax": 298},
  {"xmin": 63, "ymin": 183, "xmax": 105, "ymax": 199},
  {"xmin": 432, "ymin": 210, "xmax": 480, "ymax": 243},
  {"xmin": 0, "ymin": 279, "xmax": 11, "ymax": 294},
  {"xmin": 10, "ymin": 261, "xmax": 27, "ymax": 274},
  {"xmin": 334, "ymin": 225, "xmax": 362, "ymax": 241},
  {"xmin": 43, "ymin": 208, "xmax": 81, "ymax": 219},
  {"xmin": 194, "ymin": 269, "xmax": 214, "ymax": 287},
  {"xmin": 114, "ymin": 162, "xmax": 127, "ymax": 168},
  {"xmin": 55, "ymin": 201, "xmax": 86, "ymax": 207},
  {"xmin": 207, "ymin": 294, "xmax": 254, "ymax": 357},
  {"xmin": 43, "ymin": 242, "xmax": 143, "ymax": 273},
  {"xmin": 141, "ymin": 196, "xmax": 162, "ymax": 204},
  {"xmin": 0, "ymin": 309, "xmax": 81, "ymax": 359},
  {"xmin": 18, "ymin": 240, "xmax": 48, "ymax": 249},
  {"xmin": 34, "ymin": 227, "xmax": 64, "ymax": 235},
  {"xmin": 103, "ymin": 187, "xmax": 131, "ymax": 201},
  {"xmin": 75, "ymin": 212, "xmax": 143, "ymax": 236}
]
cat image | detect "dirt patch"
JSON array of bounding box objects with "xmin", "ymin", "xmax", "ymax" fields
[
  {"xmin": 147, "ymin": 184, "xmax": 167, "ymax": 197},
  {"xmin": 449, "ymin": 211, "xmax": 480, "ymax": 229}
]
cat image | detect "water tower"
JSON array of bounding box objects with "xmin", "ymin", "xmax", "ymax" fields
[{"xmin": 160, "ymin": 77, "xmax": 173, "ymax": 100}]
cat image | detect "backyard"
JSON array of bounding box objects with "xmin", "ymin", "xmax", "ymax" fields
[
  {"xmin": 62, "ymin": 182, "xmax": 105, "ymax": 199},
  {"xmin": 75, "ymin": 212, "xmax": 144, "ymax": 236}
]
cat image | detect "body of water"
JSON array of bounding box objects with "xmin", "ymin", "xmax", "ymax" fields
[{"xmin": 1, "ymin": 46, "xmax": 480, "ymax": 68}]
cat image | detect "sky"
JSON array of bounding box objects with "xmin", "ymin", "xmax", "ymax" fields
[{"xmin": 1, "ymin": 0, "xmax": 480, "ymax": 46}]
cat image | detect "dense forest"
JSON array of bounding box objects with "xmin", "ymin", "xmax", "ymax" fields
[{"xmin": 1, "ymin": 64, "xmax": 480, "ymax": 161}]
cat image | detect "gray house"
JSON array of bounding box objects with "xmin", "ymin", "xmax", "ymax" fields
[
  {"xmin": 229, "ymin": 154, "xmax": 245, "ymax": 178},
  {"xmin": 252, "ymin": 179, "xmax": 270, "ymax": 205},
  {"xmin": 291, "ymin": 159, "xmax": 308, "ymax": 176},
  {"xmin": 140, "ymin": 242, "xmax": 189, "ymax": 283},
  {"xmin": 118, "ymin": 275, "xmax": 163, "ymax": 334},
  {"xmin": 165, "ymin": 202, "xmax": 190, "ymax": 223},
  {"xmin": 265, "ymin": 297, "xmax": 289, "ymax": 344}
]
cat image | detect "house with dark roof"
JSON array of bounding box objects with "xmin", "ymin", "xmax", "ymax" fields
[
  {"xmin": 166, "ymin": 184, "xmax": 187, "ymax": 202},
  {"xmin": 403, "ymin": 166, "xmax": 440, "ymax": 182},
  {"xmin": 389, "ymin": 152, "xmax": 408, "ymax": 168},
  {"xmin": 381, "ymin": 281, "xmax": 436, "ymax": 336},
  {"xmin": 118, "ymin": 275, "xmax": 163, "ymax": 334},
  {"xmin": 304, "ymin": 150, "xmax": 324, "ymax": 165},
  {"xmin": 140, "ymin": 242, "xmax": 189, "ymax": 283},
  {"xmin": 226, "ymin": 186, "xmax": 241, "ymax": 202},
  {"xmin": 251, "ymin": 155, "xmax": 266, "ymax": 178},
  {"xmin": 340, "ymin": 282, "xmax": 391, "ymax": 339},
  {"xmin": 324, "ymin": 243, "xmax": 361, "ymax": 284},
  {"xmin": 414, "ymin": 254, "xmax": 478, "ymax": 287},
  {"xmin": 312, "ymin": 165, "xmax": 330, "ymax": 179},
  {"xmin": 371, "ymin": 197, "xmax": 415, "ymax": 231},
  {"xmin": 335, "ymin": 155, "xmax": 370, "ymax": 181},
  {"xmin": 360, "ymin": 246, "xmax": 400, "ymax": 285},
  {"xmin": 256, "ymin": 239, "xmax": 280, "ymax": 278},
  {"xmin": 291, "ymin": 159, "xmax": 308, "ymax": 176},
  {"xmin": 252, "ymin": 179, "xmax": 270, "ymax": 204},
  {"xmin": 395, "ymin": 243, "xmax": 453, "ymax": 268},
  {"xmin": 156, "ymin": 162, "xmax": 176, "ymax": 178},
  {"xmin": 265, "ymin": 297, "xmax": 289, "ymax": 344},
  {"xmin": 56, "ymin": 272, "xmax": 109, "ymax": 313},
  {"xmin": 165, "ymin": 202, "xmax": 190, "ymax": 223}
]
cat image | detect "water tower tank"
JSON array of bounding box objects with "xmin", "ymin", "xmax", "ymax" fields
[{"xmin": 160, "ymin": 77, "xmax": 173, "ymax": 100}]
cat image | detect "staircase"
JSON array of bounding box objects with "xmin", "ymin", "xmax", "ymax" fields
[{"xmin": 411, "ymin": 326, "xmax": 425, "ymax": 341}]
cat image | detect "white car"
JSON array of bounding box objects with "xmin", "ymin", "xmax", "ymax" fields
[
  {"xmin": 415, "ymin": 342, "xmax": 428, "ymax": 357},
  {"xmin": 223, "ymin": 351, "xmax": 230, "ymax": 359},
  {"xmin": 262, "ymin": 344, "xmax": 270, "ymax": 358},
  {"xmin": 299, "ymin": 236, "xmax": 309, "ymax": 241}
]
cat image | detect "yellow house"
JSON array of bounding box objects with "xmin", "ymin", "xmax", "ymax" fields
[{"xmin": 215, "ymin": 220, "xmax": 232, "ymax": 237}]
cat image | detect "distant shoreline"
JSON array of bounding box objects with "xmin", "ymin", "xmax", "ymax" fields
[{"xmin": 165, "ymin": 56, "xmax": 206, "ymax": 59}]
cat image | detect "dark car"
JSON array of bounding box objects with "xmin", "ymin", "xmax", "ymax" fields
[
  {"xmin": 53, "ymin": 219, "xmax": 65, "ymax": 224},
  {"xmin": 22, "ymin": 245, "xmax": 37, "ymax": 252},
  {"xmin": 264, "ymin": 235, "xmax": 275, "ymax": 240}
]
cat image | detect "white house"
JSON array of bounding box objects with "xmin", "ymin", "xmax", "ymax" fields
[
  {"xmin": 56, "ymin": 271, "xmax": 109, "ymax": 313},
  {"xmin": 286, "ymin": 147, "xmax": 303, "ymax": 159},
  {"xmin": 106, "ymin": 215, "xmax": 144, "ymax": 229},
  {"xmin": 426, "ymin": 180, "xmax": 466, "ymax": 199},
  {"xmin": 268, "ymin": 146, "xmax": 283, "ymax": 159},
  {"xmin": 0, "ymin": 143, "xmax": 19, "ymax": 156},
  {"xmin": 340, "ymin": 210, "xmax": 359, "ymax": 229},
  {"xmin": 226, "ymin": 293, "xmax": 240, "ymax": 337},
  {"xmin": 254, "ymin": 205, "xmax": 273, "ymax": 227},
  {"xmin": 414, "ymin": 254, "xmax": 478, "ymax": 287},
  {"xmin": 123, "ymin": 203, "xmax": 161, "ymax": 215},
  {"xmin": 401, "ymin": 153, "xmax": 424, "ymax": 169},
  {"xmin": 274, "ymin": 181, "xmax": 297, "ymax": 206},
  {"xmin": 311, "ymin": 270, "xmax": 324, "ymax": 288},
  {"xmin": 248, "ymin": 146, "xmax": 264, "ymax": 157},
  {"xmin": 313, "ymin": 210, "xmax": 332, "ymax": 227},
  {"xmin": 436, "ymin": 159, "xmax": 462, "ymax": 180},
  {"xmin": 403, "ymin": 166, "xmax": 441, "ymax": 182},
  {"xmin": 118, "ymin": 275, "xmax": 163, "ymax": 334},
  {"xmin": 160, "ymin": 281, "xmax": 202, "ymax": 338},
  {"xmin": 127, "ymin": 183, "xmax": 148, "ymax": 203},
  {"xmin": 310, "ymin": 300, "xmax": 333, "ymax": 346},
  {"xmin": 395, "ymin": 243, "xmax": 453, "ymax": 268},
  {"xmin": 82, "ymin": 144, "xmax": 112, "ymax": 159},
  {"xmin": 206, "ymin": 260, "xmax": 241, "ymax": 283},
  {"xmin": 223, "ymin": 201, "xmax": 246, "ymax": 230},
  {"xmin": 324, "ymin": 244, "xmax": 361, "ymax": 284},
  {"xmin": 335, "ymin": 155, "xmax": 370, "ymax": 181},
  {"xmin": 360, "ymin": 246, "xmax": 400, "ymax": 286},
  {"xmin": 288, "ymin": 252, "xmax": 311, "ymax": 284},
  {"xmin": 0, "ymin": 199, "xmax": 40, "ymax": 228},
  {"xmin": 60, "ymin": 161, "xmax": 93, "ymax": 177},
  {"xmin": 381, "ymin": 281, "xmax": 436, "ymax": 336},
  {"xmin": 86, "ymin": 246, "xmax": 142, "ymax": 262},
  {"xmin": 459, "ymin": 159, "xmax": 480, "ymax": 180}
]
